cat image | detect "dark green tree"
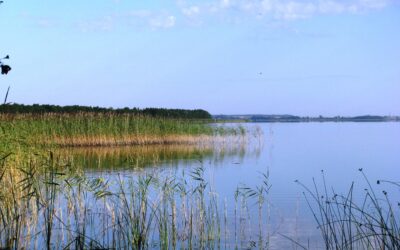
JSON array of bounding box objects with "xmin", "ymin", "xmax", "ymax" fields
[{"xmin": 0, "ymin": 103, "xmax": 212, "ymax": 119}]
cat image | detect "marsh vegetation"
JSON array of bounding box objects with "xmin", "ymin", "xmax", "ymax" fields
[
  {"xmin": 0, "ymin": 110, "xmax": 257, "ymax": 249},
  {"xmin": 0, "ymin": 112, "xmax": 243, "ymax": 148},
  {"xmin": 0, "ymin": 142, "xmax": 271, "ymax": 249},
  {"xmin": 296, "ymin": 169, "xmax": 400, "ymax": 249},
  {"xmin": 0, "ymin": 118, "xmax": 398, "ymax": 249}
]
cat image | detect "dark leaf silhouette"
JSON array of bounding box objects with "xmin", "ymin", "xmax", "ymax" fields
[{"xmin": 1, "ymin": 65, "xmax": 12, "ymax": 75}]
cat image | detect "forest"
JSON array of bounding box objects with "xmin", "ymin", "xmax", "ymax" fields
[{"xmin": 0, "ymin": 103, "xmax": 212, "ymax": 119}]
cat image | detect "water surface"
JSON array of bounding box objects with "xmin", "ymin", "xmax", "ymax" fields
[{"xmin": 67, "ymin": 122, "xmax": 400, "ymax": 248}]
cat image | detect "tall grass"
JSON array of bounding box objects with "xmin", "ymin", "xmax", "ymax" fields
[
  {"xmin": 296, "ymin": 169, "xmax": 400, "ymax": 249},
  {"xmin": 3, "ymin": 148, "xmax": 398, "ymax": 249},
  {"xmin": 0, "ymin": 150, "xmax": 272, "ymax": 249},
  {"xmin": 0, "ymin": 112, "xmax": 240, "ymax": 147}
]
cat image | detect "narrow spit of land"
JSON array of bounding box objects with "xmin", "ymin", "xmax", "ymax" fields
[
  {"xmin": 213, "ymin": 114, "xmax": 400, "ymax": 122},
  {"xmin": 0, "ymin": 104, "xmax": 241, "ymax": 149}
]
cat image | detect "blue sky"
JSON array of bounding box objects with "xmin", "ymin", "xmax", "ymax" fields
[{"xmin": 0, "ymin": 0, "xmax": 399, "ymax": 116}]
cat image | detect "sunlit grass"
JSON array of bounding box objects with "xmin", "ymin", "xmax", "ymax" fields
[
  {"xmin": 0, "ymin": 112, "xmax": 243, "ymax": 149},
  {"xmin": 0, "ymin": 151, "xmax": 271, "ymax": 249}
]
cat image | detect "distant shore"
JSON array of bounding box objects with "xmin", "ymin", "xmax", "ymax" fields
[{"xmin": 213, "ymin": 114, "xmax": 400, "ymax": 123}]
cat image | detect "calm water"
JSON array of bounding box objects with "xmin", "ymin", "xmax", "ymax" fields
[{"xmin": 69, "ymin": 122, "xmax": 400, "ymax": 248}]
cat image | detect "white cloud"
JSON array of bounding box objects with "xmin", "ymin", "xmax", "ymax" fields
[
  {"xmin": 199, "ymin": 0, "xmax": 393, "ymax": 20},
  {"xmin": 77, "ymin": 16, "xmax": 114, "ymax": 32},
  {"xmin": 20, "ymin": 12, "xmax": 57, "ymax": 28},
  {"xmin": 149, "ymin": 15, "xmax": 176, "ymax": 29},
  {"xmin": 76, "ymin": 10, "xmax": 177, "ymax": 32},
  {"xmin": 221, "ymin": 0, "xmax": 231, "ymax": 8},
  {"xmin": 74, "ymin": 0, "xmax": 393, "ymax": 32},
  {"xmin": 182, "ymin": 6, "xmax": 200, "ymax": 17},
  {"xmin": 125, "ymin": 10, "xmax": 152, "ymax": 19},
  {"xmin": 273, "ymin": 2, "xmax": 317, "ymax": 20}
]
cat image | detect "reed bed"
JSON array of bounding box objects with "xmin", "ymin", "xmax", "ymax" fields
[
  {"xmin": 2, "ymin": 148, "xmax": 398, "ymax": 249},
  {"xmin": 0, "ymin": 112, "xmax": 240, "ymax": 148},
  {"xmin": 0, "ymin": 151, "xmax": 272, "ymax": 249},
  {"xmin": 0, "ymin": 111, "xmax": 264, "ymax": 249}
]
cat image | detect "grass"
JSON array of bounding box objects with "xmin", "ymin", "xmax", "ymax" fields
[
  {"xmin": 3, "ymin": 112, "xmax": 397, "ymax": 249},
  {"xmin": 1, "ymin": 146, "xmax": 399, "ymax": 249},
  {"xmin": 0, "ymin": 151, "xmax": 272, "ymax": 249},
  {"xmin": 296, "ymin": 169, "xmax": 400, "ymax": 249},
  {"xmin": 0, "ymin": 112, "xmax": 241, "ymax": 148},
  {"xmin": 0, "ymin": 111, "xmax": 255, "ymax": 249}
]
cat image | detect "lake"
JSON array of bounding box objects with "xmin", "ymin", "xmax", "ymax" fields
[{"xmin": 17, "ymin": 122, "xmax": 400, "ymax": 249}]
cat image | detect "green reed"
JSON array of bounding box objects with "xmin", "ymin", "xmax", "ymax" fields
[
  {"xmin": 0, "ymin": 149, "xmax": 270, "ymax": 249},
  {"xmin": 0, "ymin": 112, "xmax": 223, "ymax": 148},
  {"xmin": 296, "ymin": 169, "xmax": 400, "ymax": 249}
]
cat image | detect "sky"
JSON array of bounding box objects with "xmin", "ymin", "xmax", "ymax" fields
[{"xmin": 0, "ymin": 0, "xmax": 399, "ymax": 116}]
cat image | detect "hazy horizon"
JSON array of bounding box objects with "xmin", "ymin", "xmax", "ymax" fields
[{"xmin": 1, "ymin": 0, "xmax": 399, "ymax": 116}]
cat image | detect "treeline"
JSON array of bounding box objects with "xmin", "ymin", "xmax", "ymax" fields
[
  {"xmin": 0, "ymin": 103, "xmax": 212, "ymax": 119},
  {"xmin": 213, "ymin": 114, "xmax": 400, "ymax": 122}
]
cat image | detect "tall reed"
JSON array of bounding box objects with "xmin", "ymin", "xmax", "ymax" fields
[
  {"xmin": 0, "ymin": 151, "xmax": 272, "ymax": 249},
  {"xmin": 0, "ymin": 112, "xmax": 236, "ymax": 148},
  {"xmin": 296, "ymin": 169, "xmax": 400, "ymax": 249}
]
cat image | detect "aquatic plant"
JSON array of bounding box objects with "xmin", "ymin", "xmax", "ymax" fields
[
  {"xmin": 0, "ymin": 112, "xmax": 241, "ymax": 148},
  {"xmin": 296, "ymin": 169, "xmax": 400, "ymax": 249},
  {"xmin": 0, "ymin": 150, "xmax": 271, "ymax": 249}
]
